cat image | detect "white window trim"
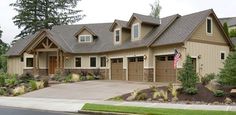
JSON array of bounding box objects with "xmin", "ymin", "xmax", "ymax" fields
[
  {"xmin": 89, "ymin": 56, "xmax": 97, "ymax": 68},
  {"xmin": 100, "ymin": 56, "xmax": 107, "ymax": 68},
  {"xmin": 114, "ymin": 28, "xmax": 121, "ymax": 44},
  {"xmin": 206, "ymin": 17, "xmax": 213, "ymax": 36},
  {"xmin": 131, "ymin": 23, "xmax": 141, "ymax": 41},
  {"xmin": 74, "ymin": 56, "xmax": 82, "ymax": 68},
  {"xmin": 24, "ymin": 57, "xmax": 34, "ymax": 69},
  {"xmin": 78, "ymin": 35, "xmax": 92, "ymax": 43},
  {"xmin": 220, "ymin": 51, "xmax": 226, "ymax": 60}
]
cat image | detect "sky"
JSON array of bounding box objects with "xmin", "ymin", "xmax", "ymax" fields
[{"xmin": 0, "ymin": 0, "xmax": 235, "ymax": 44}]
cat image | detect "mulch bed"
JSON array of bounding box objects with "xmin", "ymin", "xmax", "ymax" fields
[{"xmin": 114, "ymin": 83, "xmax": 236, "ymax": 104}]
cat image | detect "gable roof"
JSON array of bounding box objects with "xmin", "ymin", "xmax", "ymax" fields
[
  {"xmin": 6, "ymin": 9, "xmax": 232, "ymax": 56},
  {"xmin": 220, "ymin": 17, "xmax": 236, "ymax": 27},
  {"xmin": 109, "ymin": 20, "xmax": 130, "ymax": 31},
  {"xmin": 74, "ymin": 26, "xmax": 97, "ymax": 37},
  {"xmin": 151, "ymin": 9, "xmax": 234, "ymax": 48},
  {"xmin": 127, "ymin": 13, "xmax": 160, "ymax": 26}
]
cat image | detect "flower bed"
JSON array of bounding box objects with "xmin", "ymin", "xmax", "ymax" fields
[
  {"xmin": 0, "ymin": 72, "xmax": 47, "ymax": 96},
  {"xmin": 110, "ymin": 83, "xmax": 236, "ymax": 105}
]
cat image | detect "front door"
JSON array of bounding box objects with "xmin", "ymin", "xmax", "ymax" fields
[{"xmin": 49, "ymin": 56, "xmax": 57, "ymax": 74}]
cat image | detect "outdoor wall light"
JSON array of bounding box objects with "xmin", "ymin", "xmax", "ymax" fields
[
  {"xmin": 144, "ymin": 55, "xmax": 147, "ymax": 60},
  {"xmin": 198, "ymin": 55, "xmax": 201, "ymax": 59}
]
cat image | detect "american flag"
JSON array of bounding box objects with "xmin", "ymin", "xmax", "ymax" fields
[{"xmin": 174, "ymin": 49, "xmax": 181, "ymax": 69}]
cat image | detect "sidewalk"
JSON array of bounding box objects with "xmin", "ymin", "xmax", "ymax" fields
[{"xmin": 0, "ymin": 97, "xmax": 235, "ymax": 112}]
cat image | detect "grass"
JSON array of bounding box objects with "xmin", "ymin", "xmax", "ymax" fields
[{"xmin": 82, "ymin": 103, "xmax": 236, "ymax": 115}]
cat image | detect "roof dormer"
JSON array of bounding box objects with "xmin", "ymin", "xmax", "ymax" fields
[
  {"xmin": 110, "ymin": 20, "xmax": 131, "ymax": 45},
  {"xmin": 128, "ymin": 13, "xmax": 160, "ymax": 41},
  {"xmin": 74, "ymin": 26, "xmax": 97, "ymax": 43}
]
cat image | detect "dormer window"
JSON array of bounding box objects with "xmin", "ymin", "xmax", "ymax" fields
[
  {"xmin": 114, "ymin": 28, "xmax": 121, "ymax": 44},
  {"xmin": 132, "ymin": 23, "xmax": 140, "ymax": 41},
  {"xmin": 79, "ymin": 35, "xmax": 92, "ymax": 43},
  {"xmin": 206, "ymin": 17, "xmax": 213, "ymax": 35}
]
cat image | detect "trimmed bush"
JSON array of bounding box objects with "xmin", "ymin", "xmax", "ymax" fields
[
  {"xmin": 12, "ymin": 86, "xmax": 25, "ymax": 96},
  {"xmin": 0, "ymin": 87, "xmax": 7, "ymax": 95},
  {"xmin": 184, "ymin": 87, "xmax": 198, "ymax": 95},
  {"xmin": 214, "ymin": 90, "xmax": 225, "ymax": 97},
  {"xmin": 202, "ymin": 73, "xmax": 216, "ymax": 85},
  {"xmin": 0, "ymin": 76, "xmax": 5, "ymax": 87}
]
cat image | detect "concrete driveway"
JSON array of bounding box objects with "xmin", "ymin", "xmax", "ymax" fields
[{"xmin": 21, "ymin": 80, "xmax": 158, "ymax": 100}]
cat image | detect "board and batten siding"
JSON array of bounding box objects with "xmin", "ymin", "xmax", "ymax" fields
[
  {"xmin": 185, "ymin": 41, "xmax": 229, "ymax": 76},
  {"xmin": 7, "ymin": 57, "xmax": 24, "ymax": 75}
]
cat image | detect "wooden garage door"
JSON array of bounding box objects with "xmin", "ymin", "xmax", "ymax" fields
[
  {"xmin": 128, "ymin": 57, "xmax": 144, "ymax": 81},
  {"xmin": 155, "ymin": 55, "xmax": 176, "ymax": 82},
  {"xmin": 111, "ymin": 58, "xmax": 123, "ymax": 80}
]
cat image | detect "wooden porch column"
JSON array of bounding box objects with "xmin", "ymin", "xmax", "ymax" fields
[
  {"xmin": 56, "ymin": 49, "xmax": 59, "ymax": 72},
  {"xmin": 33, "ymin": 52, "xmax": 37, "ymax": 75},
  {"xmin": 60, "ymin": 50, "xmax": 63, "ymax": 71}
]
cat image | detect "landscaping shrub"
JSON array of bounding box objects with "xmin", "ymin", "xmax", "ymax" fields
[
  {"xmin": 112, "ymin": 96, "xmax": 123, "ymax": 101},
  {"xmin": 36, "ymin": 81, "xmax": 44, "ymax": 89},
  {"xmin": 64, "ymin": 74, "xmax": 72, "ymax": 83},
  {"xmin": 0, "ymin": 76, "xmax": 5, "ymax": 87},
  {"xmin": 93, "ymin": 69, "xmax": 101, "ymax": 79},
  {"xmin": 171, "ymin": 87, "xmax": 178, "ymax": 98},
  {"xmin": 149, "ymin": 85, "xmax": 158, "ymax": 92},
  {"xmin": 5, "ymin": 76, "xmax": 19, "ymax": 88},
  {"xmin": 0, "ymin": 87, "xmax": 7, "ymax": 95},
  {"xmin": 18, "ymin": 72, "xmax": 34, "ymax": 83},
  {"xmin": 168, "ymin": 83, "xmax": 173, "ymax": 92},
  {"xmin": 29, "ymin": 80, "xmax": 37, "ymax": 91},
  {"xmin": 218, "ymin": 50, "xmax": 236, "ymax": 86},
  {"xmin": 153, "ymin": 91, "xmax": 160, "ymax": 99},
  {"xmin": 214, "ymin": 90, "xmax": 225, "ymax": 97},
  {"xmin": 135, "ymin": 92, "xmax": 147, "ymax": 101},
  {"xmin": 202, "ymin": 73, "xmax": 216, "ymax": 85},
  {"xmin": 86, "ymin": 75, "xmax": 95, "ymax": 80},
  {"xmin": 12, "ymin": 86, "xmax": 25, "ymax": 96},
  {"xmin": 184, "ymin": 87, "xmax": 198, "ymax": 95},
  {"xmin": 160, "ymin": 90, "xmax": 168, "ymax": 101},
  {"xmin": 178, "ymin": 55, "xmax": 198, "ymax": 93},
  {"xmin": 224, "ymin": 97, "xmax": 232, "ymax": 104}
]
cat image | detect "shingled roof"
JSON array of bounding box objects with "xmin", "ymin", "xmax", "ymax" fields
[
  {"xmin": 7, "ymin": 9, "xmax": 230, "ymax": 56},
  {"xmin": 220, "ymin": 17, "xmax": 236, "ymax": 27}
]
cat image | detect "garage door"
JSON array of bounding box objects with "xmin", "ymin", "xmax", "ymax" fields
[
  {"xmin": 155, "ymin": 55, "xmax": 176, "ymax": 82},
  {"xmin": 111, "ymin": 58, "xmax": 124, "ymax": 80},
  {"xmin": 128, "ymin": 56, "xmax": 144, "ymax": 81}
]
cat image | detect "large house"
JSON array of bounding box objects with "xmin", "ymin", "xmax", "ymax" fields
[{"xmin": 6, "ymin": 9, "xmax": 233, "ymax": 82}]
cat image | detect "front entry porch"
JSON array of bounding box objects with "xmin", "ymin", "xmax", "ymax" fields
[{"xmin": 26, "ymin": 36, "xmax": 65, "ymax": 76}]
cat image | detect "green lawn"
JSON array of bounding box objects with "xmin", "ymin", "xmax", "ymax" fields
[{"xmin": 82, "ymin": 103, "xmax": 236, "ymax": 115}]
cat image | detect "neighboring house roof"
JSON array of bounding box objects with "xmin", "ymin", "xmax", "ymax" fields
[
  {"xmin": 6, "ymin": 9, "xmax": 232, "ymax": 56},
  {"xmin": 220, "ymin": 17, "xmax": 236, "ymax": 27},
  {"xmin": 231, "ymin": 37, "xmax": 236, "ymax": 45}
]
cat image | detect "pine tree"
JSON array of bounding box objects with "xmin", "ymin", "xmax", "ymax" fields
[
  {"xmin": 223, "ymin": 22, "xmax": 229, "ymax": 37},
  {"xmin": 178, "ymin": 55, "xmax": 198, "ymax": 90},
  {"xmin": 11, "ymin": 0, "xmax": 85, "ymax": 39},
  {"xmin": 219, "ymin": 51, "xmax": 236, "ymax": 86},
  {"xmin": 150, "ymin": 0, "xmax": 162, "ymax": 19},
  {"xmin": 0, "ymin": 27, "xmax": 9, "ymax": 72}
]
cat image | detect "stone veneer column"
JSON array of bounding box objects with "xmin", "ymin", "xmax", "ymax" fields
[{"xmin": 144, "ymin": 68, "xmax": 154, "ymax": 82}]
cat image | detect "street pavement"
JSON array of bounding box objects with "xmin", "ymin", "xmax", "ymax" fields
[{"xmin": 0, "ymin": 106, "xmax": 83, "ymax": 115}]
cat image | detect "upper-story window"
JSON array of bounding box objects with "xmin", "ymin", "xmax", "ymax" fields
[
  {"xmin": 114, "ymin": 29, "xmax": 121, "ymax": 44},
  {"xmin": 79, "ymin": 35, "xmax": 92, "ymax": 43},
  {"xmin": 132, "ymin": 23, "xmax": 140, "ymax": 40},
  {"xmin": 206, "ymin": 17, "xmax": 213, "ymax": 35}
]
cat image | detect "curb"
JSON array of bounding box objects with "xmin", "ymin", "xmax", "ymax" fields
[{"xmin": 78, "ymin": 110, "xmax": 138, "ymax": 115}]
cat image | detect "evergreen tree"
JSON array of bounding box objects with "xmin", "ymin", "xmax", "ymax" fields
[
  {"xmin": 219, "ymin": 51, "xmax": 236, "ymax": 86},
  {"xmin": 223, "ymin": 22, "xmax": 229, "ymax": 37},
  {"xmin": 230, "ymin": 29, "xmax": 236, "ymax": 38},
  {"xmin": 11, "ymin": 0, "xmax": 85, "ymax": 38},
  {"xmin": 150, "ymin": 0, "xmax": 162, "ymax": 19},
  {"xmin": 0, "ymin": 27, "xmax": 9, "ymax": 72},
  {"xmin": 178, "ymin": 55, "xmax": 198, "ymax": 90}
]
